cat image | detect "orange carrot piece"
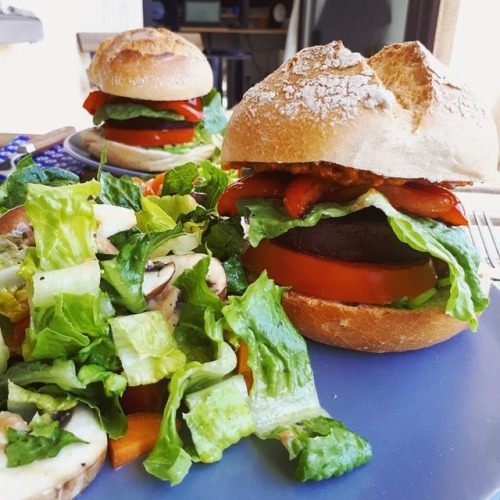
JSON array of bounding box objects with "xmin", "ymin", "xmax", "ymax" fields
[
  {"xmin": 108, "ymin": 412, "xmax": 162, "ymax": 469},
  {"xmin": 236, "ymin": 341, "xmax": 253, "ymax": 392}
]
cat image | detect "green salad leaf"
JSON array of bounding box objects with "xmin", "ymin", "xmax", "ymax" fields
[
  {"xmin": 0, "ymin": 155, "xmax": 79, "ymax": 212},
  {"xmin": 93, "ymin": 102, "xmax": 184, "ymax": 125},
  {"xmin": 6, "ymin": 412, "xmax": 86, "ymax": 467},
  {"xmin": 222, "ymin": 272, "xmax": 372, "ymax": 480}
]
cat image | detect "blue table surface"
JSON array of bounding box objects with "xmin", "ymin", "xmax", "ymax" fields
[{"xmin": 81, "ymin": 286, "xmax": 500, "ymax": 500}]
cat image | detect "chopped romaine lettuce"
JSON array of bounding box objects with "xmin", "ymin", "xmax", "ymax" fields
[
  {"xmin": 109, "ymin": 311, "xmax": 186, "ymax": 386},
  {"xmin": 6, "ymin": 359, "xmax": 85, "ymax": 391},
  {"xmin": 100, "ymin": 225, "xmax": 184, "ymax": 313},
  {"xmin": 184, "ymin": 374, "xmax": 255, "ymax": 462},
  {"xmin": 0, "ymin": 326, "xmax": 9, "ymax": 374},
  {"xmin": 24, "ymin": 181, "xmax": 101, "ymax": 270},
  {"xmin": 8, "ymin": 380, "xmax": 77, "ymax": 414},
  {"xmin": 144, "ymin": 341, "xmax": 237, "ymax": 484},
  {"xmin": 266, "ymin": 415, "xmax": 372, "ymax": 481},
  {"xmin": 23, "ymin": 291, "xmax": 114, "ymax": 361},
  {"xmin": 222, "ymin": 272, "xmax": 372, "ymax": 480},
  {"xmin": 31, "ymin": 260, "xmax": 101, "ymax": 308}
]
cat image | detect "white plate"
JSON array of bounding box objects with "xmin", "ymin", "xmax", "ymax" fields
[{"xmin": 63, "ymin": 130, "xmax": 149, "ymax": 177}]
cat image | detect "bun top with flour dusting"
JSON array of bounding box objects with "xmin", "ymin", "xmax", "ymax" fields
[{"xmin": 221, "ymin": 41, "xmax": 498, "ymax": 183}]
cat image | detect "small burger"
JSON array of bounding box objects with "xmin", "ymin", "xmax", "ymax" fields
[
  {"xmin": 217, "ymin": 41, "xmax": 499, "ymax": 352},
  {"xmin": 81, "ymin": 27, "xmax": 227, "ymax": 173}
]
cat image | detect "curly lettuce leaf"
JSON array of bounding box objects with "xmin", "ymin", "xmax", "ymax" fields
[
  {"xmin": 200, "ymin": 88, "xmax": 228, "ymax": 136},
  {"xmin": 0, "ymin": 155, "xmax": 79, "ymax": 211},
  {"xmin": 93, "ymin": 102, "xmax": 183, "ymax": 125},
  {"xmin": 96, "ymin": 170, "xmax": 143, "ymax": 211},
  {"xmin": 222, "ymin": 272, "xmax": 372, "ymax": 480}
]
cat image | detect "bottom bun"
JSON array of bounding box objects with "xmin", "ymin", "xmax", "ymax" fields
[
  {"xmin": 81, "ymin": 127, "xmax": 215, "ymax": 173},
  {"xmin": 0, "ymin": 405, "xmax": 107, "ymax": 500},
  {"xmin": 281, "ymin": 272, "xmax": 491, "ymax": 352}
]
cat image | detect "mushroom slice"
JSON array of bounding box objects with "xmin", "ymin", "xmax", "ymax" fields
[
  {"xmin": 93, "ymin": 204, "xmax": 137, "ymax": 238},
  {"xmin": 143, "ymin": 261, "xmax": 176, "ymax": 299},
  {"xmin": 147, "ymin": 286, "xmax": 182, "ymax": 330},
  {"xmin": 154, "ymin": 253, "xmax": 227, "ymax": 299},
  {"xmin": 0, "ymin": 206, "xmax": 35, "ymax": 246},
  {"xmin": 95, "ymin": 233, "xmax": 119, "ymax": 255}
]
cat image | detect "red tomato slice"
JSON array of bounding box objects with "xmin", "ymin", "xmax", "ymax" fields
[
  {"xmin": 376, "ymin": 183, "xmax": 468, "ymax": 226},
  {"xmin": 102, "ymin": 126, "xmax": 195, "ymax": 147},
  {"xmin": 217, "ymin": 172, "xmax": 291, "ymax": 216},
  {"xmin": 243, "ymin": 239, "xmax": 437, "ymax": 305},
  {"xmin": 283, "ymin": 174, "xmax": 326, "ymax": 218}
]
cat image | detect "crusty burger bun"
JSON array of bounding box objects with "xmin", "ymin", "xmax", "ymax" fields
[
  {"xmin": 281, "ymin": 266, "xmax": 491, "ymax": 352},
  {"xmin": 81, "ymin": 27, "xmax": 226, "ymax": 173},
  {"xmin": 221, "ymin": 41, "xmax": 497, "ymax": 183},
  {"xmin": 217, "ymin": 40, "xmax": 498, "ymax": 352},
  {"xmin": 0, "ymin": 405, "xmax": 107, "ymax": 499}
]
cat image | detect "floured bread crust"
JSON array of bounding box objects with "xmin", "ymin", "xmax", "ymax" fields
[
  {"xmin": 221, "ymin": 41, "xmax": 498, "ymax": 183},
  {"xmin": 89, "ymin": 27, "xmax": 213, "ymax": 101}
]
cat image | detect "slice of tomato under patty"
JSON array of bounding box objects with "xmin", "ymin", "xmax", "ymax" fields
[
  {"xmin": 102, "ymin": 125, "xmax": 195, "ymax": 147},
  {"xmin": 242, "ymin": 239, "xmax": 437, "ymax": 305}
]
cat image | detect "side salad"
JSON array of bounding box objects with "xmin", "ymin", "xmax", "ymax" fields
[{"xmin": 0, "ymin": 156, "xmax": 372, "ymax": 486}]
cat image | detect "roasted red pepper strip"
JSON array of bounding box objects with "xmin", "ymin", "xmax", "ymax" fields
[
  {"xmin": 376, "ymin": 182, "xmax": 468, "ymax": 226},
  {"xmin": 82, "ymin": 90, "xmax": 109, "ymax": 115},
  {"xmin": 283, "ymin": 174, "xmax": 327, "ymax": 218},
  {"xmin": 217, "ymin": 171, "xmax": 291, "ymax": 216}
]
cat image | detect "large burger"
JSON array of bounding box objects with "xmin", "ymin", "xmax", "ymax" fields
[
  {"xmin": 217, "ymin": 40, "xmax": 499, "ymax": 352},
  {"xmin": 81, "ymin": 27, "xmax": 227, "ymax": 173}
]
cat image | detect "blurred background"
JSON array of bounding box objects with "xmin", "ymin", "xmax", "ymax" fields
[{"xmin": 0, "ymin": 0, "xmax": 499, "ymax": 164}]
